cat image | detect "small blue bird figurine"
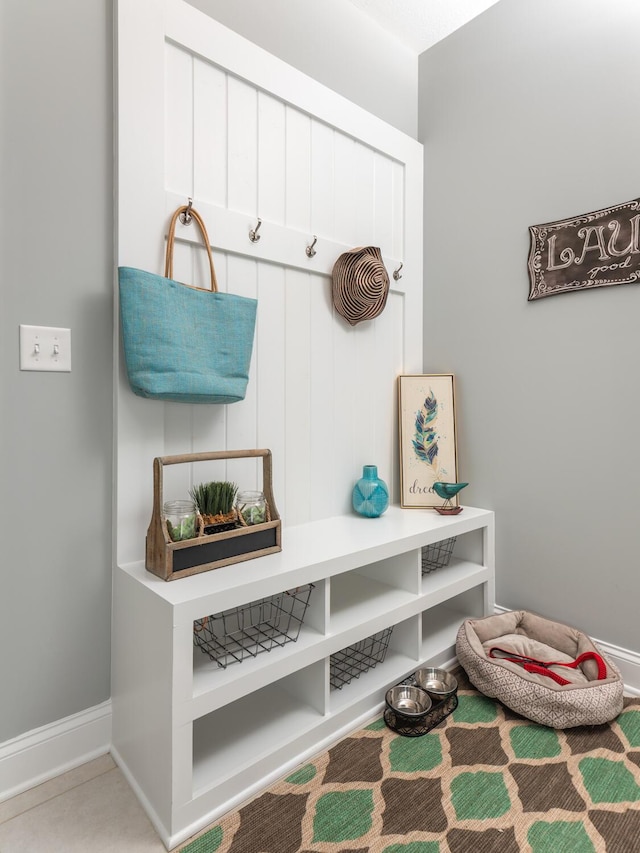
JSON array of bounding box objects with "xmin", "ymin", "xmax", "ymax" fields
[{"xmin": 433, "ymin": 481, "xmax": 468, "ymax": 515}]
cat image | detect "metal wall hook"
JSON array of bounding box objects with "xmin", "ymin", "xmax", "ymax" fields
[
  {"xmin": 393, "ymin": 262, "xmax": 403, "ymax": 281},
  {"xmin": 306, "ymin": 235, "xmax": 318, "ymax": 258},
  {"xmin": 179, "ymin": 198, "xmax": 194, "ymax": 225},
  {"xmin": 249, "ymin": 218, "xmax": 262, "ymax": 243}
]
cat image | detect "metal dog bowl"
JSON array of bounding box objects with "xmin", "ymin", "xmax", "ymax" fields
[
  {"xmin": 414, "ymin": 667, "xmax": 458, "ymax": 699},
  {"xmin": 386, "ymin": 685, "xmax": 432, "ymax": 717}
]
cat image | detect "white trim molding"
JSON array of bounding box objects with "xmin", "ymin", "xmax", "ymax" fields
[
  {"xmin": 494, "ymin": 605, "xmax": 640, "ymax": 696},
  {"xmin": 0, "ymin": 700, "xmax": 111, "ymax": 804},
  {"xmin": 595, "ymin": 639, "xmax": 640, "ymax": 697}
]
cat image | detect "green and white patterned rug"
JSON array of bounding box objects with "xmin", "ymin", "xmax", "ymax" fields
[{"xmin": 180, "ymin": 667, "xmax": 640, "ymax": 853}]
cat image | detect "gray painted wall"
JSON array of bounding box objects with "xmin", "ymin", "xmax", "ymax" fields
[
  {"xmin": 1, "ymin": 0, "xmax": 113, "ymax": 742},
  {"xmin": 419, "ymin": 0, "xmax": 640, "ymax": 651},
  {"xmin": 0, "ymin": 1, "xmax": 416, "ymax": 745}
]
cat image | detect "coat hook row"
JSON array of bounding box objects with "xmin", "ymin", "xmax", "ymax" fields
[
  {"xmin": 393, "ymin": 262, "xmax": 403, "ymax": 281},
  {"xmin": 249, "ymin": 220, "xmax": 320, "ymax": 259},
  {"xmin": 179, "ymin": 205, "xmax": 322, "ymax": 260}
]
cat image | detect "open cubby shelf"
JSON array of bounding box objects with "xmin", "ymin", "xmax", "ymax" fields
[{"xmin": 112, "ymin": 505, "xmax": 495, "ymax": 848}]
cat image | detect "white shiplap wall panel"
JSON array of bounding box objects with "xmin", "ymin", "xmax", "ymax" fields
[
  {"xmin": 333, "ymin": 134, "xmax": 358, "ymax": 249},
  {"xmin": 163, "ymin": 237, "xmax": 197, "ymax": 482},
  {"xmin": 389, "ymin": 291, "xmax": 406, "ymax": 498},
  {"xmin": 192, "ymin": 242, "xmax": 216, "ymax": 291},
  {"xmin": 352, "ymin": 145, "xmax": 376, "ymax": 248},
  {"xmin": 354, "ymin": 316, "xmax": 379, "ymax": 472},
  {"xmin": 372, "ymin": 302, "xmax": 401, "ymax": 498},
  {"xmin": 161, "ymin": 240, "xmax": 196, "ymax": 504},
  {"xmin": 392, "ymin": 161, "xmax": 404, "ymax": 260},
  {"xmin": 309, "ymin": 274, "xmax": 336, "ymax": 521},
  {"xmin": 170, "ymin": 231, "xmax": 195, "ymax": 285},
  {"xmin": 285, "ymin": 108, "xmax": 312, "ymax": 235},
  {"xmin": 227, "ymin": 77, "xmax": 258, "ymax": 217},
  {"xmin": 193, "ymin": 58, "xmax": 227, "ymax": 208},
  {"xmin": 331, "ymin": 321, "xmax": 358, "ymax": 517},
  {"xmin": 310, "ymin": 121, "xmax": 334, "ymax": 241},
  {"xmin": 116, "ymin": 0, "xmax": 168, "ymax": 566},
  {"xmin": 165, "ymin": 44, "xmax": 193, "ymax": 198},
  {"xmin": 258, "ymin": 94, "xmax": 286, "ymax": 227},
  {"xmin": 284, "ymin": 269, "xmax": 312, "ymax": 526},
  {"xmin": 191, "ymin": 248, "xmax": 228, "ymax": 485},
  {"xmin": 255, "ymin": 262, "xmax": 287, "ymax": 520},
  {"xmin": 192, "ymin": 412, "xmax": 228, "ymax": 486},
  {"xmin": 117, "ymin": 0, "xmax": 422, "ymax": 564},
  {"xmin": 373, "ymin": 153, "xmax": 395, "ymax": 254},
  {"xmin": 225, "ymin": 254, "xmax": 260, "ymax": 490},
  {"xmin": 163, "ymin": 402, "xmax": 193, "ymax": 503}
]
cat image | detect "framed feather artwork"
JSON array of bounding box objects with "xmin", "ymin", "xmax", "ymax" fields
[{"xmin": 397, "ymin": 374, "xmax": 459, "ymax": 509}]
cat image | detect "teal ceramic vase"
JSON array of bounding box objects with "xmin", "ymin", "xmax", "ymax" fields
[{"xmin": 352, "ymin": 465, "xmax": 389, "ymax": 517}]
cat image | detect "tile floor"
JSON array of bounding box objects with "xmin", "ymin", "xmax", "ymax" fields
[{"xmin": 0, "ymin": 754, "xmax": 171, "ymax": 852}]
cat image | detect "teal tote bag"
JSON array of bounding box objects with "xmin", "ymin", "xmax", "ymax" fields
[{"xmin": 119, "ymin": 205, "xmax": 257, "ymax": 404}]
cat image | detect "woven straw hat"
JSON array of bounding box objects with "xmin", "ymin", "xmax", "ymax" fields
[{"xmin": 331, "ymin": 246, "xmax": 390, "ymax": 326}]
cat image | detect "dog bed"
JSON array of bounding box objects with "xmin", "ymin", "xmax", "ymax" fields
[{"xmin": 456, "ymin": 610, "xmax": 624, "ymax": 728}]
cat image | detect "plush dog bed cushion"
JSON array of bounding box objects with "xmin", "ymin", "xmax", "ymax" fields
[{"xmin": 456, "ymin": 610, "xmax": 624, "ymax": 728}]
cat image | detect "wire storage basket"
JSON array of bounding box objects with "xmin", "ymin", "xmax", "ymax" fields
[
  {"xmin": 194, "ymin": 584, "xmax": 315, "ymax": 669},
  {"xmin": 421, "ymin": 537, "xmax": 457, "ymax": 574},
  {"xmin": 330, "ymin": 626, "xmax": 393, "ymax": 690}
]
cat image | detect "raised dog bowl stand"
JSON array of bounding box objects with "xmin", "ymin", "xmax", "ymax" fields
[{"xmin": 384, "ymin": 673, "xmax": 459, "ymax": 737}]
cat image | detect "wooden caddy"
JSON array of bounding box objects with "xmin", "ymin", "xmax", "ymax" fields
[{"xmin": 145, "ymin": 448, "xmax": 281, "ymax": 581}]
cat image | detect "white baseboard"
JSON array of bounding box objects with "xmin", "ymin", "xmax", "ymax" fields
[
  {"xmin": 494, "ymin": 605, "xmax": 640, "ymax": 696},
  {"xmin": 0, "ymin": 700, "xmax": 112, "ymax": 804},
  {"xmin": 594, "ymin": 639, "xmax": 640, "ymax": 696}
]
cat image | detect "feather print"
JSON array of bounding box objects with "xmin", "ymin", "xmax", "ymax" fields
[{"xmin": 413, "ymin": 391, "xmax": 439, "ymax": 468}]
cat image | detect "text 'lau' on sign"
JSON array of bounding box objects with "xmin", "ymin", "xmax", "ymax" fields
[{"xmin": 527, "ymin": 197, "xmax": 640, "ymax": 301}]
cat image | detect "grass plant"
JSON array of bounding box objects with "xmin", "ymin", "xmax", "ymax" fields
[{"xmin": 190, "ymin": 481, "xmax": 238, "ymax": 518}]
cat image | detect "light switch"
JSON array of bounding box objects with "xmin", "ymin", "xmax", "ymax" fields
[{"xmin": 20, "ymin": 325, "xmax": 71, "ymax": 372}]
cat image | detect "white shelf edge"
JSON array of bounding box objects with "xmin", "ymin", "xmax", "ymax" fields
[{"xmin": 116, "ymin": 506, "xmax": 495, "ymax": 617}]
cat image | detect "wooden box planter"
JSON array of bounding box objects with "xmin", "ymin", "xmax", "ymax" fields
[{"xmin": 145, "ymin": 449, "xmax": 281, "ymax": 581}]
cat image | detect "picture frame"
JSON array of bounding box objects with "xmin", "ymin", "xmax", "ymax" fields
[{"xmin": 398, "ymin": 374, "xmax": 459, "ymax": 509}]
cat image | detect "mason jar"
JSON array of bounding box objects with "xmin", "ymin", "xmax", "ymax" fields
[
  {"xmin": 163, "ymin": 499, "xmax": 197, "ymax": 541},
  {"xmin": 236, "ymin": 490, "xmax": 267, "ymax": 525}
]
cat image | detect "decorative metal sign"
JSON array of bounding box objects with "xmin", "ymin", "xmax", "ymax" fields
[{"xmin": 528, "ymin": 197, "xmax": 640, "ymax": 301}]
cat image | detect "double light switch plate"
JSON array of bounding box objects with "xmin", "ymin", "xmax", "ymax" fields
[{"xmin": 20, "ymin": 325, "xmax": 71, "ymax": 372}]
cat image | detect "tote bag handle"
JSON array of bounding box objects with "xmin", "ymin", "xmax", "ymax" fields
[{"xmin": 164, "ymin": 205, "xmax": 219, "ymax": 292}]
